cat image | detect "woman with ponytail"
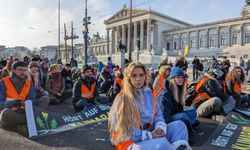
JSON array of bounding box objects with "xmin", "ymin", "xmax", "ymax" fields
[{"xmin": 109, "ymin": 62, "xmax": 191, "ymax": 150}]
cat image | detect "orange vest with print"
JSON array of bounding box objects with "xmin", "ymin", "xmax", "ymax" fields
[
  {"xmin": 115, "ymin": 77, "xmax": 123, "ymax": 89},
  {"xmin": 81, "ymin": 82, "xmax": 96, "ymax": 99},
  {"xmin": 193, "ymin": 77, "xmax": 211, "ymax": 103},
  {"xmin": 2, "ymin": 77, "xmax": 31, "ymax": 110},
  {"xmin": 153, "ymin": 74, "xmax": 166, "ymax": 99},
  {"xmin": 112, "ymin": 92, "xmax": 157, "ymax": 150},
  {"xmin": 226, "ymin": 78, "xmax": 241, "ymax": 95}
]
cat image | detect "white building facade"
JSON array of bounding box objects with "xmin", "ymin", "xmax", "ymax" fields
[{"xmin": 89, "ymin": 2, "xmax": 250, "ymax": 66}]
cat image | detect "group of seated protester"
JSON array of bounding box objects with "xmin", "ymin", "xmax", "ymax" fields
[
  {"xmin": 109, "ymin": 62, "xmax": 249, "ymax": 150},
  {"xmin": 0, "ymin": 57, "xmax": 249, "ymax": 150}
]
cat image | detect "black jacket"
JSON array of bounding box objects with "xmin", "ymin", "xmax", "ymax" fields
[
  {"xmin": 72, "ymin": 76, "xmax": 99, "ymax": 105},
  {"xmin": 193, "ymin": 75, "xmax": 229, "ymax": 107}
]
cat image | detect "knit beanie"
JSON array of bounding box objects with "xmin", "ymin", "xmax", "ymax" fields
[{"xmin": 169, "ymin": 67, "xmax": 185, "ymax": 79}]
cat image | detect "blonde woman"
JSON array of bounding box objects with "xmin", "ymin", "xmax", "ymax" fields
[{"xmin": 109, "ymin": 62, "xmax": 191, "ymax": 150}]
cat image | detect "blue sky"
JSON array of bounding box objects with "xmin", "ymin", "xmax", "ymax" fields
[{"xmin": 0, "ymin": 0, "xmax": 246, "ymax": 49}]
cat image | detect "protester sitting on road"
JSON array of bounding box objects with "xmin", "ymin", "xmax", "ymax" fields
[
  {"xmin": 153, "ymin": 65, "xmax": 171, "ymax": 99},
  {"xmin": 61, "ymin": 64, "xmax": 73, "ymax": 90},
  {"xmin": 28, "ymin": 62, "xmax": 50, "ymax": 108},
  {"xmin": 45, "ymin": 64, "xmax": 72, "ymax": 104},
  {"xmin": 1, "ymin": 60, "xmax": 13, "ymax": 79},
  {"xmin": 109, "ymin": 62, "xmax": 191, "ymax": 150},
  {"xmin": 157, "ymin": 67, "xmax": 198, "ymax": 135},
  {"xmin": 72, "ymin": 65, "xmax": 100, "ymax": 112},
  {"xmin": 0, "ymin": 61, "xmax": 49, "ymax": 137},
  {"xmin": 226, "ymin": 66, "xmax": 250, "ymax": 107},
  {"xmin": 190, "ymin": 69, "xmax": 236, "ymax": 122},
  {"xmin": 40, "ymin": 61, "xmax": 49, "ymax": 89},
  {"xmin": 98, "ymin": 66, "xmax": 114, "ymax": 93},
  {"xmin": 107, "ymin": 69, "xmax": 124, "ymax": 103}
]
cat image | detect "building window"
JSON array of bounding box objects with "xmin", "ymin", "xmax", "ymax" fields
[
  {"xmin": 231, "ymin": 55, "xmax": 236, "ymax": 58},
  {"xmin": 243, "ymin": 54, "xmax": 248, "ymax": 58},
  {"xmin": 191, "ymin": 39, "xmax": 196, "ymax": 49},
  {"xmin": 174, "ymin": 42, "xmax": 177, "ymax": 50},
  {"xmin": 221, "ymin": 36, "xmax": 227, "ymax": 46},
  {"xmin": 232, "ymin": 34, "xmax": 238, "ymax": 45},
  {"xmin": 210, "ymin": 37, "xmax": 215, "ymax": 47},
  {"xmin": 245, "ymin": 33, "xmax": 250, "ymax": 44},
  {"xmin": 200, "ymin": 38, "xmax": 205, "ymax": 48},
  {"xmin": 166, "ymin": 43, "xmax": 170, "ymax": 50}
]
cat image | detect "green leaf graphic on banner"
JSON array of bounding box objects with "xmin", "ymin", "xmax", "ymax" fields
[
  {"xmin": 50, "ymin": 119, "xmax": 57, "ymax": 129},
  {"xmin": 231, "ymin": 114, "xmax": 250, "ymax": 125},
  {"xmin": 36, "ymin": 116, "xmax": 45, "ymax": 129}
]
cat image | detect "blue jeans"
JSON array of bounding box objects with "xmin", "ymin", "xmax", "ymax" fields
[{"xmin": 171, "ymin": 107, "xmax": 197, "ymax": 125}]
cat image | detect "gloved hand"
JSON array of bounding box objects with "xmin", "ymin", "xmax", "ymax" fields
[{"xmin": 4, "ymin": 100, "xmax": 23, "ymax": 108}]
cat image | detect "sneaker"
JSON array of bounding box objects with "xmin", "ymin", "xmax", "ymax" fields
[
  {"xmin": 212, "ymin": 115, "xmax": 226, "ymax": 123},
  {"xmin": 17, "ymin": 125, "xmax": 29, "ymax": 138}
]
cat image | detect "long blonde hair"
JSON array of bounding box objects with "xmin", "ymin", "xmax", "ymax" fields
[
  {"xmin": 169, "ymin": 78, "xmax": 187, "ymax": 106},
  {"xmin": 226, "ymin": 66, "xmax": 245, "ymax": 83},
  {"xmin": 108, "ymin": 62, "xmax": 149, "ymax": 141}
]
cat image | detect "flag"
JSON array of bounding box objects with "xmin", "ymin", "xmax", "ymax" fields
[{"xmin": 184, "ymin": 45, "xmax": 189, "ymax": 57}]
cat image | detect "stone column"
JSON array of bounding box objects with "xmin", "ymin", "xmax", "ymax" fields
[
  {"xmin": 111, "ymin": 28, "xmax": 115, "ymax": 54},
  {"xmin": 115, "ymin": 26, "xmax": 119, "ymax": 52},
  {"xmin": 106, "ymin": 28, "xmax": 110, "ymax": 55},
  {"xmin": 217, "ymin": 27, "xmax": 220, "ymax": 48},
  {"xmin": 228, "ymin": 26, "xmax": 231, "ymax": 47},
  {"xmin": 197, "ymin": 30, "xmax": 199, "ymax": 49},
  {"xmin": 187, "ymin": 31, "xmax": 190, "ymax": 48},
  {"xmin": 140, "ymin": 20, "xmax": 144, "ymax": 51},
  {"xmin": 179, "ymin": 33, "xmax": 182, "ymax": 50},
  {"xmin": 147, "ymin": 18, "xmax": 151, "ymax": 53},
  {"xmin": 207, "ymin": 29, "xmax": 209, "ymax": 48},
  {"xmin": 134, "ymin": 22, "xmax": 138, "ymax": 51},
  {"xmin": 240, "ymin": 24, "xmax": 244, "ymax": 46},
  {"xmin": 122, "ymin": 24, "xmax": 126, "ymax": 46}
]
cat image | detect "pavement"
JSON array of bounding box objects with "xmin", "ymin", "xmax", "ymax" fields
[{"xmin": 0, "ymin": 97, "xmax": 220, "ymax": 150}]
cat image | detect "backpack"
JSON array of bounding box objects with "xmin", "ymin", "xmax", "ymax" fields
[{"xmin": 185, "ymin": 82, "xmax": 198, "ymax": 106}]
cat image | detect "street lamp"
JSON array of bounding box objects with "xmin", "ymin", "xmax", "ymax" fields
[
  {"xmin": 58, "ymin": 0, "xmax": 61, "ymax": 60},
  {"xmin": 128, "ymin": 0, "xmax": 132, "ymax": 61}
]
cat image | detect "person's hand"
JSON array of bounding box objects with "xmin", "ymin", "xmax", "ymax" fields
[
  {"xmin": 57, "ymin": 92, "xmax": 62, "ymax": 96},
  {"xmin": 151, "ymin": 129, "xmax": 165, "ymax": 138}
]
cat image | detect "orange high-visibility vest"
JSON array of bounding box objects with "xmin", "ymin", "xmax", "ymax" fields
[
  {"xmin": 226, "ymin": 78, "xmax": 241, "ymax": 95},
  {"xmin": 81, "ymin": 82, "xmax": 96, "ymax": 99},
  {"xmin": 2, "ymin": 77, "xmax": 31, "ymax": 110},
  {"xmin": 193, "ymin": 77, "xmax": 210, "ymax": 103},
  {"xmin": 153, "ymin": 74, "xmax": 166, "ymax": 99},
  {"xmin": 115, "ymin": 77, "xmax": 123, "ymax": 89},
  {"xmin": 112, "ymin": 91, "xmax": 157, "ymax": 150}
]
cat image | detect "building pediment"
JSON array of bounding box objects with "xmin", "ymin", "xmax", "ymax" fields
[{"xmin": 104, "ymin": 8, "xmax": 149, "ymax": 24}]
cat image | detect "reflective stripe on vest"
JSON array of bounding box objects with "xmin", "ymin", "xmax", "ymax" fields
[
  {"xmin": 81, "ymin": 82, "xmax": 96, "ymax": 99},
  {"xmin": 226, "ymin": 78, "xmax": 241, "ymax": 95},
  {"xmin": 113, "ymin": 91, "xmax": 157, "ymax": 150},
  {"xmin": 153, "ymin": 74, "xmax": 166, "ymax": 99},
  {"xmin": 233, "ymin": 82, "xmax": 241, "ymax": 95},
  {"xmin": 2, "ymin": 77, "xmax": 31, "ymax": 110},
  {"xmin": 193, "ymin": 77, "xmax": 210, "ymax": 103},
  {"xmin": 116, "ymin": 77, "xmax": 123, "ymax": 89}
]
